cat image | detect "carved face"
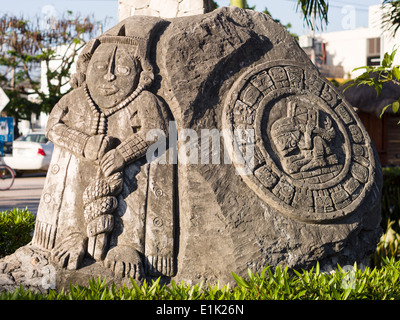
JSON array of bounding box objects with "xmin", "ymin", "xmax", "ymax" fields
[
  {"xmin": 275, "ymin": 131, "xmax": 300, "ymax": 156},
  {"xmin": 86, "ymin": 43, "xmax": 142, "ymax": 109}
]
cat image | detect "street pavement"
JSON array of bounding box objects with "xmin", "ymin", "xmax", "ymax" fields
[{"xmin": 0, "ymin": 173, "xmax": 46, "ymax": 215}]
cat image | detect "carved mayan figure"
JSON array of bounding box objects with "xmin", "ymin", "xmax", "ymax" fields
[
  {"xmin": 31, "ymin": 21, "xmax": 176, "ymax": 279},
  {"xmin": 271, "ymin": 100, "xmax": 337, "ymax": 175}
]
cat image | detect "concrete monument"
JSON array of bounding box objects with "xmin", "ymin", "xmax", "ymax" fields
[{"xmin": 0, "ymin": 7, "xmax": 382, "ymax": 291}]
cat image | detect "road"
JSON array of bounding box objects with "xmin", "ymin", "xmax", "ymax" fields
[{"xmin": 0, "ymin": 173, "xmax": 46, "ymax": 215}]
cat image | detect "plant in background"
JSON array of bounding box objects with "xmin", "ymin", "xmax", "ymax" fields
[
  {"xmin": 344, "ymin": 47, "xmax": 400, "ymax": 119},
  {"xmin": 0, "ymin": 12, "xmax": 100, "ymax": 131},
  {"xmin": 382, "ymin": 0, "xmax": 400, "ymax": 37},
  {"xmin": 229, "ymin": 0, "xmax": 329, "ymax": 30},
  {"xmin": 0, "ymin": 208, "xmax": 35, "ymax": 258},
  {"xmin": 368, "ymin": 167, "xmax": 400, "ymax": 267},
  {"xmin": 296, "ymin": 0, "xmax": 329, "ymax": 30},
  {"xmin": 344, "ymin": 1, "xmax": 400, "ymax": 120},
  {"xmin": 372, "ymin": 220, "xmax": 400, "ymax": 267}
]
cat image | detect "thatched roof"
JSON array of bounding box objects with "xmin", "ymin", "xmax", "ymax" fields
[{"xmin": 339, "ymin": 76, "xmax": 400, "ymax": 118}]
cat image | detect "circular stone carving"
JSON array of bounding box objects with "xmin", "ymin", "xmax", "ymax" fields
[{"xmin": 222, "ymin": 61, "xmax": 376, "ymax": 223}]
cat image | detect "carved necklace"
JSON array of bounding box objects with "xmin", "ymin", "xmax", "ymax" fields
[{"xmin": 84, "ymin": 84, "xmax": 144, "ymax": 135}]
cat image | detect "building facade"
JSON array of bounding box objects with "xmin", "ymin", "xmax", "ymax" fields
[{"xmin": 299, "ymin": 4, "xmax": 400, "ymax": 81}]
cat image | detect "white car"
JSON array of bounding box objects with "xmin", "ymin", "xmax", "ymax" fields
[{"xmin": 3, "ymin": 132, "xmax": 54, "ymax": 175}]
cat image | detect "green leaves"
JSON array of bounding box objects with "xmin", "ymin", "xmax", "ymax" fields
[
  {"xmin": 3, "ymin": 260, "xmax": 400, "ymax": 300},
  {"xmin": 393, "ymin": 100, "xmax": 400, "ymax": 113},
  {"xmin": 0, "ymin": 208, "xmax": 36, "ymax": 258},
  {"xmin": 1, "ymin": 198, "xmax": 400, "ymax": 300},
  {"xmin": 393, "ymin": 67, "xmax": 400, "ymax": 80},
  {"xmin": 296, "ymin": 0, "xmax": 329, "ymax": 30},
  {"xmin": 344, "ymin": 47, "xmax": 400, "ymax": 119}
]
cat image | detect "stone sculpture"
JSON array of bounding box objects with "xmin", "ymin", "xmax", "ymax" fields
[
  {"xmin": 223, "ymin": 61, "xmax": 377, "ymax": 224},
  {"xmin": 32, "ymin": 20, "xmax": 176, "ymax": 280},
  {"xmin": 0, "ymin": 7, "xmax": 382, "ymax": 291}
]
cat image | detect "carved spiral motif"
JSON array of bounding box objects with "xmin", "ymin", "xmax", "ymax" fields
[{"xmin": 222, "ymin": 61, "xmax": 377, "ymax": 223}]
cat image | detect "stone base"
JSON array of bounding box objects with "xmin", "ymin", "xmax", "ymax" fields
[{"xmin": 0, "ymin": 244, "xmax": 156, "ymax": 293}]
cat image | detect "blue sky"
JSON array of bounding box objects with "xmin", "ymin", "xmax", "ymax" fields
[{"xmin": 0, "ymin": 0, "xmax": 383, "ymax": 36}]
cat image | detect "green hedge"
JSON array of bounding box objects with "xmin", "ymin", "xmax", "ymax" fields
[{"xmin": 0, "ymin": 208, "xmax": 35, "ymax": 259}]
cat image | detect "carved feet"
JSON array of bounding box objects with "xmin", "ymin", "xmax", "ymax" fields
[
  {"xmin": 104, "ymin": 245, "xmax": 144, "ymax": 279},
  {"xmin": 51, "ymin": 233, "xmax": 87, "ymax": 270}
]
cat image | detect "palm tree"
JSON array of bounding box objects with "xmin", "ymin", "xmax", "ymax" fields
[{"xmin": 229, "ymin": 0, "xmax": 329, "ymax": 30}]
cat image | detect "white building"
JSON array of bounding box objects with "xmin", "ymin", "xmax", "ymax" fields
[{"xmin": 299, "ymin": 4, "xmax": 400, "ymax": 80}]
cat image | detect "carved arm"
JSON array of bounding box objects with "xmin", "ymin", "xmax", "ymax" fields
[{"xmin": 46, "ymin": 102, "xmax": 113, "ymax": 161}]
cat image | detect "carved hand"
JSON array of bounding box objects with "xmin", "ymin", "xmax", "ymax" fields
[
  {"xmin": 51, "ymin": 233, "xmax": 87, "ymax": 270},
  {"xmin": 104, "ymin": 245, "xmax": 144, "ymax": 279},
  {"xmin": 100, "ymin": 149, "xmax": 125, "ymax": 177},
  {"xmin": 84, "ymin": 135, "xmax": 117, "ymax": 161}
]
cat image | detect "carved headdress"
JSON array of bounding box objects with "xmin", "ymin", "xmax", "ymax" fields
[{"xmin": 70, "ymin": 18, "xmax": 159, "ymax": 90}]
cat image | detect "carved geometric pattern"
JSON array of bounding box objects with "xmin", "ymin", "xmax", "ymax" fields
[
  {"xmin": 116, "ymin": 134, "xmax": 149, "ymax": 163},
  {"xmin": 223, "ymin": 61, "xmax": 376, "ymax": 223}
]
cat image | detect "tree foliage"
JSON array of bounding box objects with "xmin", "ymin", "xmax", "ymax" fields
[
  {"xmin": 296, "ymin": 0, "xmax": 329, "ymax": 30},
  {"xmin": 0, "ymin": 12, "xmax": 98, "ymax": 125},
  {"xmin": 344, "ymin": 47, "xmax": 400, "ymax": 118},
  {"xmin": 229, "ymin": 0, "xmax": 328, "ymax": 30},
  {"xmin": 345, "ymin": 1, "xmax": 400, "ymax": 119},
  {"xmin": 382, "ymin": 0, "xmax": 400, "ymax": 36}
]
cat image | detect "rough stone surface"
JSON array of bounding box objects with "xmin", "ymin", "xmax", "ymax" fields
[{"xmin": 0, "ymin": 7, "xmax": 382, "ymax": 292}]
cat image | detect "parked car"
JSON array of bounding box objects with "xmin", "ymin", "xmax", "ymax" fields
[{"xmin": 3, "ymin": 132, "xmax": 54, "ymax": 175}]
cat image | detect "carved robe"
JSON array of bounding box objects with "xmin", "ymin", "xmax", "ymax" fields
[{"xmin": 32, "ymin": 87, "xmax": 176, "ymax": 277}]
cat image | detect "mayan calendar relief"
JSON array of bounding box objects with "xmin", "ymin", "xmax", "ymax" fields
[{"xmin": 223, "ymin": 61, "xmax": 376, "ymax": 223}]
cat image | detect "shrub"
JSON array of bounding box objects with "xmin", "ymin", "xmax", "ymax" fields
[
  {"xmin": 367, "ymin": 167, "xmax": 400, "ymax": 267},
  {"xmin": 1, "ymin": 258, "xmax": 400, "ymax": 300},
  {"xmin": 381, "ymin": 167, "xmax": 400, "ymax": 230},
  {"xmin": 0, "ymin": 208, "xmax": 35, "ymax": 259}
]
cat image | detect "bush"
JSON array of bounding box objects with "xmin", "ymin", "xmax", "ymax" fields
[{"xmin": 0, "ymin": 208, "xmax": 35, "ymax": 259}]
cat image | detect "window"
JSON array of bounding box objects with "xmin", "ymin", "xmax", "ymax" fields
[
  {"xmin": 16, "ymin": 134, "xmax": 48, "ymax": 143},
  {"xmin": 366, "ymin": 37, "xmax": 380, "ymax": 66}
]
